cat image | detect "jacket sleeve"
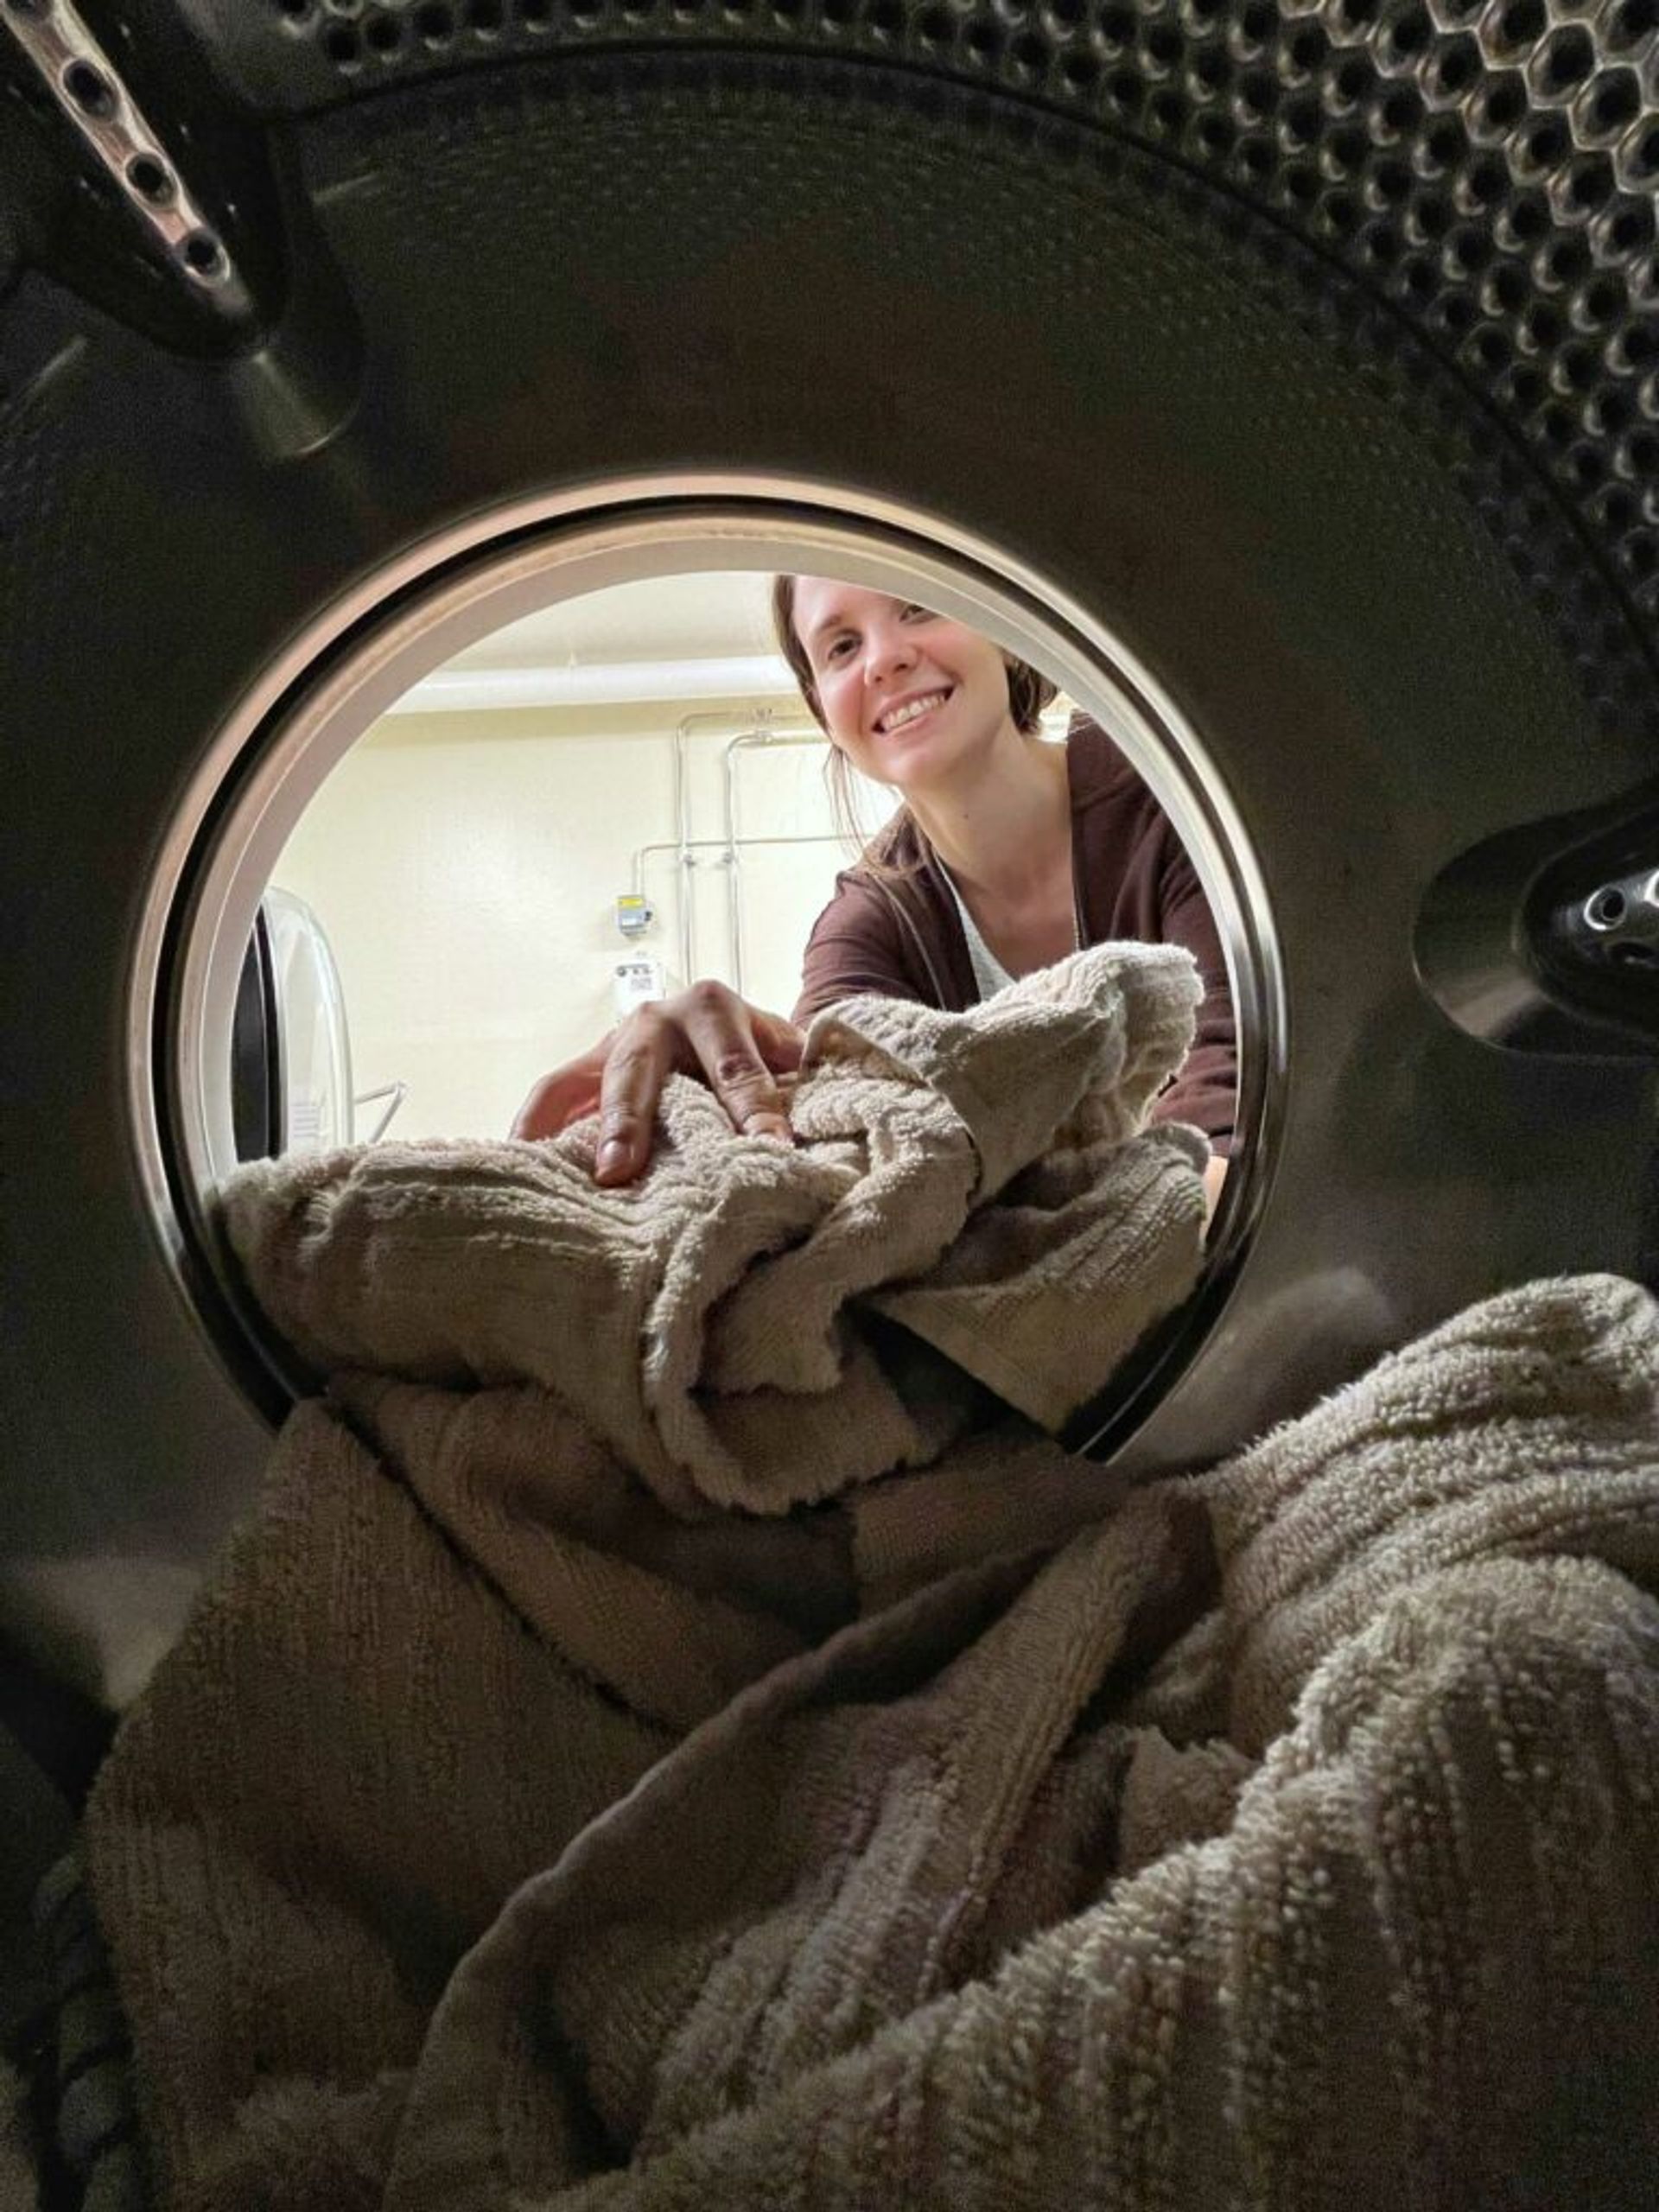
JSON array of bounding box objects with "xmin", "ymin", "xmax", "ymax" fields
[
  {"xmin": 792, "ymin": 872, "xmax": 931, "ymax": 1024},
  {"xmin": 1151, "ymin": 834, "xmax": 1238, "ymax": 1153}
]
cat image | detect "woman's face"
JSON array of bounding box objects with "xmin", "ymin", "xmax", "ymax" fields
[{"xmin": 789, "ymin": 580, "xmax": 1016, "ymax": 793}]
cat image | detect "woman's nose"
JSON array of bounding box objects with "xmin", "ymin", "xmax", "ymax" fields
[{"xmin": 863, "ymin": 624, "xmax": 918, "ymax": 683}]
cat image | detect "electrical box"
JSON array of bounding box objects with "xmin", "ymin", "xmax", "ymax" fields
[
  {"xmin": 614, "ymin": 893, "xmax": 655, "ymax": 939},
  {"xmin": 613, "ymin": 956, "xmax": 666, "ymax": 1019}
]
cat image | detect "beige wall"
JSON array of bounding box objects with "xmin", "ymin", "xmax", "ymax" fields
[{"xmin": 272, "ymin": 695, "xmax": 882, "ymax": 1141}]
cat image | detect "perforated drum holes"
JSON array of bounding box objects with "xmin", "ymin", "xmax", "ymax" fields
[
  {"xmin": 1611, "ymin": 0, "xmax": 1659, "ymax": 47},
  {"xmin": 1579, "ymin": 870, "xmax": 1659, "ymax": 973},
  {"xmin": 125, "ymin": 154, "xmax": 175, "ymax": 206},
  {"xmin": 221, "ymin": 0, "xmax": 1659, "ymax": 689},
  {"xmin": 61, "ymin": 56, "xmax": 113, "ymax": 116},
  {"xmin": 2, "ymin": 0, "xmax": 256, "ymax": 326},
  {"xmin": 180, "ymin": 230, "xmax": 225, "ymax": 279}
]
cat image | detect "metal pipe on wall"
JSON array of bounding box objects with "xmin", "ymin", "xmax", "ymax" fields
[
  {"xmin": 631, "ymin": 833, "xmax": 845, "ymax": 990},
  {"xmin": 671, "ymin": 710, "xmax": 721, "ymax": 987},
  {"xmin": 664, "ymin": 710, "xmax": 823, "ymax": 989},
  {"xmin": 721, "ymin": 722, "xmax": 827, "ymax": 994}
]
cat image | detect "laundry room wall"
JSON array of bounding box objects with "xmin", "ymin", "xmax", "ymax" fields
[{"xmin": 271, "ymin": 691, "xmax": 871, "ymax": 1141}]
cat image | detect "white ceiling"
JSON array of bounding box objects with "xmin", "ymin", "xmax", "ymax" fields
[
  {"xmin": 448, "ymin": 571, "xmax": 780, "ymax": 670},
  {"xmin": 395, "ymin": 568, "xmax": 1072, "ymax": 726}
]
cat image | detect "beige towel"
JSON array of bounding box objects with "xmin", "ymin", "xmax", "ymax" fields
[
  {"xmin": 0, "ymin": 2061, "xmax": 38, "ymax": 2212},
  {"xmin": 385, "ymin": 1274, "xmax": 1659, "ymax": 2211},
  {"xmin": 84, "ymin": 1275, "xmax": 1659, "ymax": 2211},
  {"xmin": 86, "ymin": 931, "xmax": 1659, "ymax": 2212},
  {"xmin": 217, "ymin": 944, "xmax": 1208, "ymax": 1516}
]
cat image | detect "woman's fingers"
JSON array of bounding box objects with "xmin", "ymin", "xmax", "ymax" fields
[
  {"xmin": 591, "ymin": 985, "xmax": 804, "ymax": 1184},
  {"xmin": 679, "ymin": 984, "xmax": 802, "ymax": 1145},
  {"xmin": 593, "ymin": 1011, "xmax": 683, "ymax": 1184},
  {"xmin": 749, "ymin": 1005, "xmax": 807, "ymax": 1077},
  {"xmin": 515, "ymin": 986, "xmax": 804, "ymax": 1184},
  {"xmin": 510, "ymin": 1037, "xmax": 614, "ymax": 1141}
]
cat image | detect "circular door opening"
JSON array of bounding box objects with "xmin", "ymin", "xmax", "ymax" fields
[{"xmin": 133, "ymin": 478, "xmax": 1278, "ymax": 1440}]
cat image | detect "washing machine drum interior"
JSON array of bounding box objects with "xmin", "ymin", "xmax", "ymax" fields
[{"xmin": 1, "ymin": 0, "xmax": 1656, "ymax": 1713}]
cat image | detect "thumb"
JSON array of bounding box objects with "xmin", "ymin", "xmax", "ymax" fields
[
  {"xmin": 750, "ymin": 1010, "xmax": 806, "ymax": 1075},
  {"xmin": 511, "ymin": 1042, "xmax": 613, "ymax": 1140}
]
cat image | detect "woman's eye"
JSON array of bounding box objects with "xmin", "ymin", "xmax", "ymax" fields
[{"xmin": 827, "ymin": 635, "xmax": 855, "ymax": 661}]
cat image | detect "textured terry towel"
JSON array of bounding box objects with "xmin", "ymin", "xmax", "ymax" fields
[
  {"xmin": 0, "ymin": 2061, "xmax": 38, "ymax": 2212},
  {"xmin": 83, "ymin": 957, "xmax": 1659, "ymax": 2211},
  {"xmin": 217, "ymin": 944, "xmax": 1210, "ymax": 1512},
  {"xmin": 85, "ymin": 1271, "xmax": 1659, "ymax": 2211}
]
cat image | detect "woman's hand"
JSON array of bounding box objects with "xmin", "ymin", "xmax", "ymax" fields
[{"xmin": 511, "ymin": 981, "xmax": 804, "ymax": 1185}]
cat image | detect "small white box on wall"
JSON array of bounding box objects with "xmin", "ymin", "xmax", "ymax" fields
[{"xmin": 613, "ymin": 956, "xmax": 667, "ymax": 1020}]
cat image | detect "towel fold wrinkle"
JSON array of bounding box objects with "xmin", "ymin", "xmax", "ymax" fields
[
  {"xmin": 80, "ymin": 950, "xmax": 1659, "ymax": 2210},
  {"xmin": 217, "ymin": 944, "xmax": 1205, "ymax": 1516}
]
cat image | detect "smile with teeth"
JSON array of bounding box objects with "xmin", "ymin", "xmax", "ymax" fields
[{"xmin": 876, "ymin": 689, "xmax": 950, "ymax": 734}]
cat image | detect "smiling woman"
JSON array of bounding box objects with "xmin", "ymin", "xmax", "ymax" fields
[{"xmin": 512, "ymin": 575, "xmax": 1238, "ymax": 1205}]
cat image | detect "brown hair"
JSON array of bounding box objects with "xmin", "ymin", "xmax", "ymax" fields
[{"xmin": 770, "ymin": 574, "xmax": 1059, "ymax": 873}]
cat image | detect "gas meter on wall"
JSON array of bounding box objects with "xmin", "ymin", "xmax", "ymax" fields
[
  {"xmin": 614, "ymin": 893, "xmax": 655, "ymax": 940},
  {"xmin": 613, "ymin": 956, "xmax": 667, "ymax": 1019}
]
